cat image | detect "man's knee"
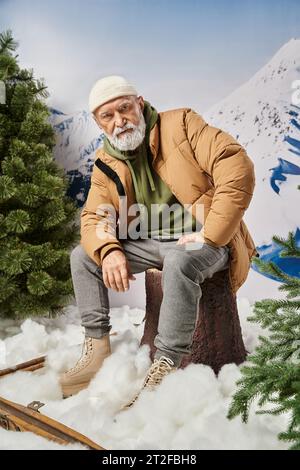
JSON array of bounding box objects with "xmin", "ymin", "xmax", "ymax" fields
[
  {"xmin": 70, "ymin": 244, "xmax": 91, "ymax": 270},
  {"xmin": 163, "ymin": 249, "xmax": 194, "ymax": 275}
]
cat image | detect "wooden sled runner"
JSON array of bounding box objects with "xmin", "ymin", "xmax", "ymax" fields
[
  {"xmin": 0, "ymin": 395, "xmax": 105, "ymax": 450},
  {"xmin": 0, "ymin": 355, "xmax": 106, "ymax": 449},
  {"xmin": 0, "ymin": 332, "xmax": 121, "ymax": 448},
  {"xmin": 0, "ymin": 355, "xmax": 46, "ymax": 377}
]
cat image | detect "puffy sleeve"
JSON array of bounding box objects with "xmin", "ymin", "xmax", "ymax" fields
[
  {"xmin": 184, "ymin": 108, "xmax": 255, "ymax": 246},
  {"xmin": 80, "ymin": 163, "xmax": 124, "ymax": 265}
]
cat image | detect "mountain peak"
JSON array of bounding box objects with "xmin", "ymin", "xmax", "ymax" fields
[{"xmin": 205, "ymin": 37, "xmax": 300, "ymax": 122}]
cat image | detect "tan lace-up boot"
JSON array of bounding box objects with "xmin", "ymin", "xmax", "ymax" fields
[
  {"xmin": 59, "ymin": 335, "xmax": 111, "ymax": 398},
  {"xmin": 123, "ymin": 356, "xmax": 177, "ymax": 410}
]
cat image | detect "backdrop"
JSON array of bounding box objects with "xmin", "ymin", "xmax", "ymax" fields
[{"xmin": 2, "ymin": 0, "xmax": 299, "ymax": 307}]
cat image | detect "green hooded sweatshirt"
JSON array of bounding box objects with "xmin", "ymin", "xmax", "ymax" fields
[{"xmin": 103, "ymin": 100, "xmax": 197, "ymax": 240}]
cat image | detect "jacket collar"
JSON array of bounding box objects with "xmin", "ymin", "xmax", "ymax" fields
[{"xmin": 149, "ymin": 114, "xmax": 160, "ymax": 163}]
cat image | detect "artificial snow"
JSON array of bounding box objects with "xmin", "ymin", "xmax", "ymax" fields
[{"xmin": 0, "ymin": 298, "xmax": 290, "ymax": 450}]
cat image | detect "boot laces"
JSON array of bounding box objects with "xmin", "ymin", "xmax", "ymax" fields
[
  {"xmin": 123, "ymin": 356, "xmax": 176, "ymax": 409},
  {"xmin": 66, "ymin": 337, "xmax": 93, "ymax": 375},
  {"xmin": 143, "ymin": 356, "xmax": 175, "ymax": 389}
]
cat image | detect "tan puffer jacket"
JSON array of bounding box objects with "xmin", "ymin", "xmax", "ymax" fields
[{"xmin": 81, "ymin": 107, "xmax": 259, "ymax": 294}]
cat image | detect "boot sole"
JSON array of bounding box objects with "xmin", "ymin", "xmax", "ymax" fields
[{"xmin": 62, "ymin": 381, "xmax": 90, "ymax": 399}]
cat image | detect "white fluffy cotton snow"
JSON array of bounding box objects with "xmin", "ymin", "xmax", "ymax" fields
[{"xmin": 0, "ymin": 299, "xmax": 290, "ymax": 450}]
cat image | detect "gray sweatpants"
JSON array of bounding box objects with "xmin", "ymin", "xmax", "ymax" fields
[{"xmin": 70, "ymin": 238, "xmax": 230, "ymax": 366}]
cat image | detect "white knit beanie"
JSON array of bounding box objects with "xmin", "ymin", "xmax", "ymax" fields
[{"xmin": 88, "ymin": 75, "xmax": 138, "ymax": 113}]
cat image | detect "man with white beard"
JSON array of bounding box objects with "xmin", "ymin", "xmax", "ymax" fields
[
  {"xmin": 100, "ymin": 98, "xmax": 146, "ymax": 151},
  {"xmin": 59, "ymin": 75, "xmax": 257, "ymax": 408}
]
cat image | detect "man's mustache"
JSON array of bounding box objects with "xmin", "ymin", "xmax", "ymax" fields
[{"xmin": 114, "ymin": 123, "xmax": 136, "ymax": 137}]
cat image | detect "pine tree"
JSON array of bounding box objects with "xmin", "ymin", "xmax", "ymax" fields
[
  {"xmin": 227, "ymin": 213, "xmax": 300, "ymax": 449},
  {"xmin": 0, "ymin": 30, "xmax": 79, "ymax": 318}
]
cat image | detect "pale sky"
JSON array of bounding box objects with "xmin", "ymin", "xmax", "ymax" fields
[{"xmin": 1, "ymin": 0, "xmax": 300, "ymax": 114}]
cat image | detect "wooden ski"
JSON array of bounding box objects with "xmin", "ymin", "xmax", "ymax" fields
[
  {"xmin": 0, "ymin": 395, "xmax": 105, "ymax": 450},
  {"xmin": 0, "ymin": 331, "xmax": 120, "ymax": 448},
  {"xmin": 0, "ymin": 356, "xmax": 46, "ymax": 377}
]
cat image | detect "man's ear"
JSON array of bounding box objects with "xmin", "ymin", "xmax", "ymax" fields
[{"xmin": 137, "ymin": 95, "xmax": 144, "ymax": 112}]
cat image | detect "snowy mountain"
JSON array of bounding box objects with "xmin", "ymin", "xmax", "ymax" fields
[
  {"xmin": 48, "ymin": 38, "xmax": 300, "ymax": 299},
  {"xmin": 48, "ymin": 108, "xmax": 103, "ymax": 206},
  {"xmin": 203, "ymin": 38, "xmax": 300, "ymax": 291}
]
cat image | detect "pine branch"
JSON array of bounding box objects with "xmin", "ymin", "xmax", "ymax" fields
[
  {"xmin": 272, "ymin": 232, "xmax": 300, "ymax": 258},
  {"xmin": 228, "ymin": 222, "xmax": 300, "ymax": 449},
  {"xmin": 0, "ymin": 30, "xmax": 18, "ymax": 54}
]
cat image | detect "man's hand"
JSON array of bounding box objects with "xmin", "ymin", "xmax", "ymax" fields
[
  {"xmin": 102, "ymin": 250, "xmax": 136, "ymax": 292},
  {"xmin": 176, "ymin": 231, "xmax": 206, "ymax": 246}
]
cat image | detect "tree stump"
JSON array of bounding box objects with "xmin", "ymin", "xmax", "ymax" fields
[{"xmin": 140, "ymin": 267, "xmax": 247, "ymax": 374}]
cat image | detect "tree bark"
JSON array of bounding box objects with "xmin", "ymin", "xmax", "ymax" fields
[{"xmin": 140, "ymin": 267, "xmax": 247, "ymax": 374}]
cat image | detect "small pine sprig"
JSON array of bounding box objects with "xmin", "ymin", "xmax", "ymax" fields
[{"xmin": 227, "ymin": 228, "xmax": 300, "ymax": 450}]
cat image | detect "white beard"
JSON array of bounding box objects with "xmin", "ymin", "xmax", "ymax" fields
[{"xmin": 103, "ymin": 110, "xmax": 146, "ymax": 151}]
